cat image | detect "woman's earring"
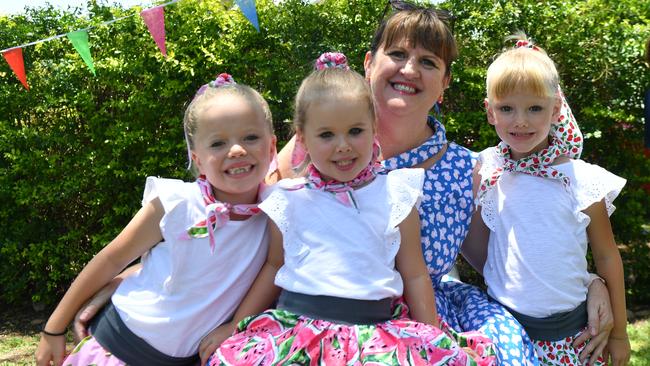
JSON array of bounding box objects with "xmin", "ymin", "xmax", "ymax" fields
[{"xmin": 433, "ymin": 96, "xmax": 444, "ymax": 121}]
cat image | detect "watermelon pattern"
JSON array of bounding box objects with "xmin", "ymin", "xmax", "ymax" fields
[{"xmin": 211, "ymin": 303, "xmax": 496, "ymax": 366}]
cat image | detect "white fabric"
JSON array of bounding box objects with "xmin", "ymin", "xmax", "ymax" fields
[
  {"xmin": 478, "ymin": 147, "xmax": 626, "ymax": 317},
  {"xmin": 259, "ymin": 168, "xmax": 424, "ymax": 300},
  {"xmin": 111, "ymin": 177, "xmax": 269, "ymax": 357}
]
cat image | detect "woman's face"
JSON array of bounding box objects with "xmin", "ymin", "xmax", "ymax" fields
[{"xmin": 364, "ymin": 38, "xmax": 450, "ymax": 124}]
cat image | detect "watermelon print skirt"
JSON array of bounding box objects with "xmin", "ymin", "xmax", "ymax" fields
[{"xmin": 210, "ymin": 302, "xmax": 496, "ymax": 366}]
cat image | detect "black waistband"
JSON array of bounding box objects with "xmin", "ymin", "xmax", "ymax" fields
[
  {"xmin": 501, "ymin": 300, "xmax": 587, "ymax": 341},
  {"xmin": 277, "ymin": 290, "xmax": 393, "ymax": 325},
  {"xmin": 89, "ymin": 302, "xmax": 199, "ymax": 366}
]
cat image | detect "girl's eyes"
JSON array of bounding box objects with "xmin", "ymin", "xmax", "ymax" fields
[
  {"xmin": 498, "ymin": 106, "xmax": 512, "ymax": 113},
  {"xmin": 529, "ymin": 106, "xmax": 543, "ymax": 112},
  {"xmin": 349, "ymin": 128, "xmax": 364, "ymax": 136},
  {"xmin": 318, "ymin": 131, "xmax": 334, "ymax": 139},
  {"xmin": 244, "ymin": 134, "xmax": 259, "ymax": 142},
  {"xmin": 210, "ymin": 141, "xmax": 225, "ymax": 148}
]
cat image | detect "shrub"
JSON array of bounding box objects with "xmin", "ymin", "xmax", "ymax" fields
[{"xmin": 0, "ymin": 0, "xmax": 648, "ymax": 306}]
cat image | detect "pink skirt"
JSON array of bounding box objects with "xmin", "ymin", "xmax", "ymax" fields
[
  {"xmin": 210, "ymin": 301, "xmax": 496, "ymax": 365},
  {"xmin": 62, "ymin": 336, "xmax": 126, "ymax": 366}
]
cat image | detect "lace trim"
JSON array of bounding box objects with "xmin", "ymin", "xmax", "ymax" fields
[
  {"xmin": 477, "ymin": 149, "xmax": 626, "ymax": 230},
  {"xmin": 385, "ymin": 169, "xmax": 425, "ymax": 259}
]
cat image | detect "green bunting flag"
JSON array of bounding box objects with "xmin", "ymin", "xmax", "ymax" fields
[{"xmin": 67, "ymin": 30, "xmax": 96, "ymax": 75}]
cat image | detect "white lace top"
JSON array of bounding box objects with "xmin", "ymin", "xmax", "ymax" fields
[
  {"xmin": 259, "ymin": 168, "xmax": 424, "ymax": 300},
  {"xmin": 478, "ymin": 147, "xmax": 626, "ymax": 317},
  {"xmin": 111, "ymin": 177, "xmax": 269, "ymax": 357}
]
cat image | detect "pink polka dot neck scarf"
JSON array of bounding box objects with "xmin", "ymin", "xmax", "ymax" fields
[
  {"xmin": 286, "ymin": 140, "xmax": 385, "ymax": 211},
  {"xmin": 183, "ymin": 175, "xmax": 262, "ymax": 254}
]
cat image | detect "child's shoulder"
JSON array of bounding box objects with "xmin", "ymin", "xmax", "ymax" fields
[{"xmin": 142, "ymin": 176, "xmax": 199, "ymax": 208}]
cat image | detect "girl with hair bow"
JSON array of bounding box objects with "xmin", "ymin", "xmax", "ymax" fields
[
  {"xmin": 35, "ymin": 74, "xmax": 277, "ymax": 366},
  {"xmin": 466, "ymin": 34, "xmax": 630, "ymax": 366},
  {"xmin": 202, "ymin": 52, "xmax": 495, "ymax": 366}
]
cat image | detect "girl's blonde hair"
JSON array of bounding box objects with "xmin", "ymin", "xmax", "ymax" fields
[
  {"xmin": 293, "ymin": 67, "xmax": 375, "ymax": 134},
  {"xmin": 183, "ymin": 84, "xmax": 274, "ymax": 151},
  {"xmin": 486, "ymin": 33, "xmax": 559, "ymax": 102}
]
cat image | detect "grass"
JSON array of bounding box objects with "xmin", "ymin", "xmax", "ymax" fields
[
  {"xmin": 1, "ymin": 319, "xmax": 649, "ymax": 365},
  {"xmin": 629, "ymin": 319, "xmax": 650, "ymax": 366}
]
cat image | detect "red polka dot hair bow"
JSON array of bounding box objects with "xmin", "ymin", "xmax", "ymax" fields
[{"xmin": 478, "ymin": 41, "xmax": 584, "ymax": 199}]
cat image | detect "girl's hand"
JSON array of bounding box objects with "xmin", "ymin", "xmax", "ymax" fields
[
  {"xmin": 607, "ymin": 334, "xmax": 631, "ymax": 366},
  {"xmin": 199, "ymin": 322, "xmax": 235, "ymax": 366},
  {"xmin": 34, "ymin": 334, "xmax": 67, "ymax": 366}
]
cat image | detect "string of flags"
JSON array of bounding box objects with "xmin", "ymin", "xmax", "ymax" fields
[{"xmin": 0, "ymin": 0, "xmax": 260, "ymax": 90}]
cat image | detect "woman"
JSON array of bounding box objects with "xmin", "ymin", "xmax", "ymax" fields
[{"xmin": 274, "ymin": 5, "xmax": 614, "ymax": 366}]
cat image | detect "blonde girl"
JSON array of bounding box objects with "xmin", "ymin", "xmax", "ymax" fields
[
  {"xmin": 201, "ymin": 52, "xmax": 494, "ymax": 365},
  {"xmin": 469, "ymin": 35, "xmax": 630, "ymax": 366},
  {"xmin": 35, "ymin": 74, "xmax": 276, "ymax": 366}
]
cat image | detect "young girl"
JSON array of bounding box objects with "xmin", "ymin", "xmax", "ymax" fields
[
  {"xmin": 35, "ymin": 74, "xmax": 277, "ymax": 366},
  {"xmin": 200, "ymin": 52, "xmax": 494, "ymax": 366},
  {"xmin": 472, "ymin": 36, "xmax": 630, "ymax": 365}
]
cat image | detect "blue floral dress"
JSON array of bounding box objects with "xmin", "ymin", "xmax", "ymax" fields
[{"xmin": 382, "ymin": 117, "xmax": 539, "ymax": 366}]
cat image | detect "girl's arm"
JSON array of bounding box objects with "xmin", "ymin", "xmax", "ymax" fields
[
  {"xmin": 198, "ymin": 221, "xmax": 284, "ymax": 365},
  {"xmin": 585, "ymin": 199, "xmax": 630, "ymax": 366},
  {"xmin": 35, "ymin": 198, "xmax": 165, "ymax": 366},
  {"xmin": 395, "ymin": 207, "xmax": 438, "ymax": 327}
]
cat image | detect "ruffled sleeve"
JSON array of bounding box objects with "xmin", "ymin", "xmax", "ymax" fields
[
  {"xmin": 142, "ymin": 176, "xmax": 192, "ymax": 214},
  {"xmin": 258, "ymin": 178, "xmax": 302, "ymax": 236},
  {"xmin": 476, "ymin": 147, "xmax": 502, "ymax": 231},
  {"xmin": 571, "ymin": 160, "xmax": 626, "ymax": 217},
  {"xmin": 382, "ymin": 168, "xmax": 424, "ymax": 260},
  {"xmin": 385, "ymin": 168, "xmax": 425, "ymax": 229}
]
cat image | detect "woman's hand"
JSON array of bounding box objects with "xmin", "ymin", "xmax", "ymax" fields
[
  {"xmin": 199, "ymin": 322, "xmax": 236, "ymax": 366},
  {"xmin": 574, "ymin": 278, "xmax": 613, "ymax": 365},
  {"xmin": 72, "ymin": 263, "xmax": 140, "ymax": 342}
]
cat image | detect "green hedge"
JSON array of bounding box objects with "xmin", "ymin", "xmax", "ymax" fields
[{"xmin": 1, "ymin": 0, "xmax": 648, "ymax": 307}]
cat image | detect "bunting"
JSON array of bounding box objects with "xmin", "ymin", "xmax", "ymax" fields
[
  {"xmin": 2, "ymin": 48, "xmax": 29, "ymax": 90},
  {"xmin": 235, "ymin": 0, "xmax": 260, "ymax": 32},
  {"xmin": 0, "ymin": 0, "xmax": 261, "ymax": 90},
  {"xmin": 140, "ymin": 6, "xmax": 167, "ymax": 57},
  {"xmin": 67, "ymin": 30, "xmax": 96, "ymax": 75}
]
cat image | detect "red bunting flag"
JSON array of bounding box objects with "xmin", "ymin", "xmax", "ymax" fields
[
  {"xmin": 2, "ymin": 48, "xmax": 29, "ymax": 90},
  {"xmin": 140, "ymin": 6, "xmax": 167, "ymax": 57}
]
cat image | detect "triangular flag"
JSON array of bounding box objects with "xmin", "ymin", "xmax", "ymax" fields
[
  {"xmin": 2, "ymin": 48, "xmax": 29, "ymax": 90},
  {"xmin": 140, "ymin": 6, "xmax": 167, "ymax": 57},
  {"xmin": 67, "ymin": 30, "xmax": 96, "ymax": 75},
  {"xmin": 235, "ymin": 0, "xmax": 259, "ymax": 32}
]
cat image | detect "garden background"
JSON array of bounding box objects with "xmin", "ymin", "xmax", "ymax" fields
[{"xmin": 1, "ymin": 0, "xmax": 649, "ymax": 363}]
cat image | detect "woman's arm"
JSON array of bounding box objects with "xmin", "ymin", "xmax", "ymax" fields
[
  {"xmin": 72, "ymin": 263, "xmax": 142, "ymax": 343},
  {"xmin": 35, "ymin": 198, "xmax": 165, "ymax": 366},
  {"xmin": 396, "ymin": 207, "xmax": 438, "ymax": 327},
  {"xmin": 272, "ymin": 135, "xmax": 298, "ymax": 181},
  {"xmin": 198, "ymin": 221, "xmax": 284, "ymax": 365},
  {"xmin": 584, "ymin": 199, "xmax": 630, "ymax": 366},
  {"xmin": 460, "ymin": 162, "xmax": 489, "ymax": 274}
]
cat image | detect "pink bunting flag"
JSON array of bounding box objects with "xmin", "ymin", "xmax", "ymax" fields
[
  {"xmin": 2, "ymin": 48, "xmax": 29, "ymax": 90},
  {"xmin": 140, "ymin": 6, "xmax": 167, "ymax": 57}
]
